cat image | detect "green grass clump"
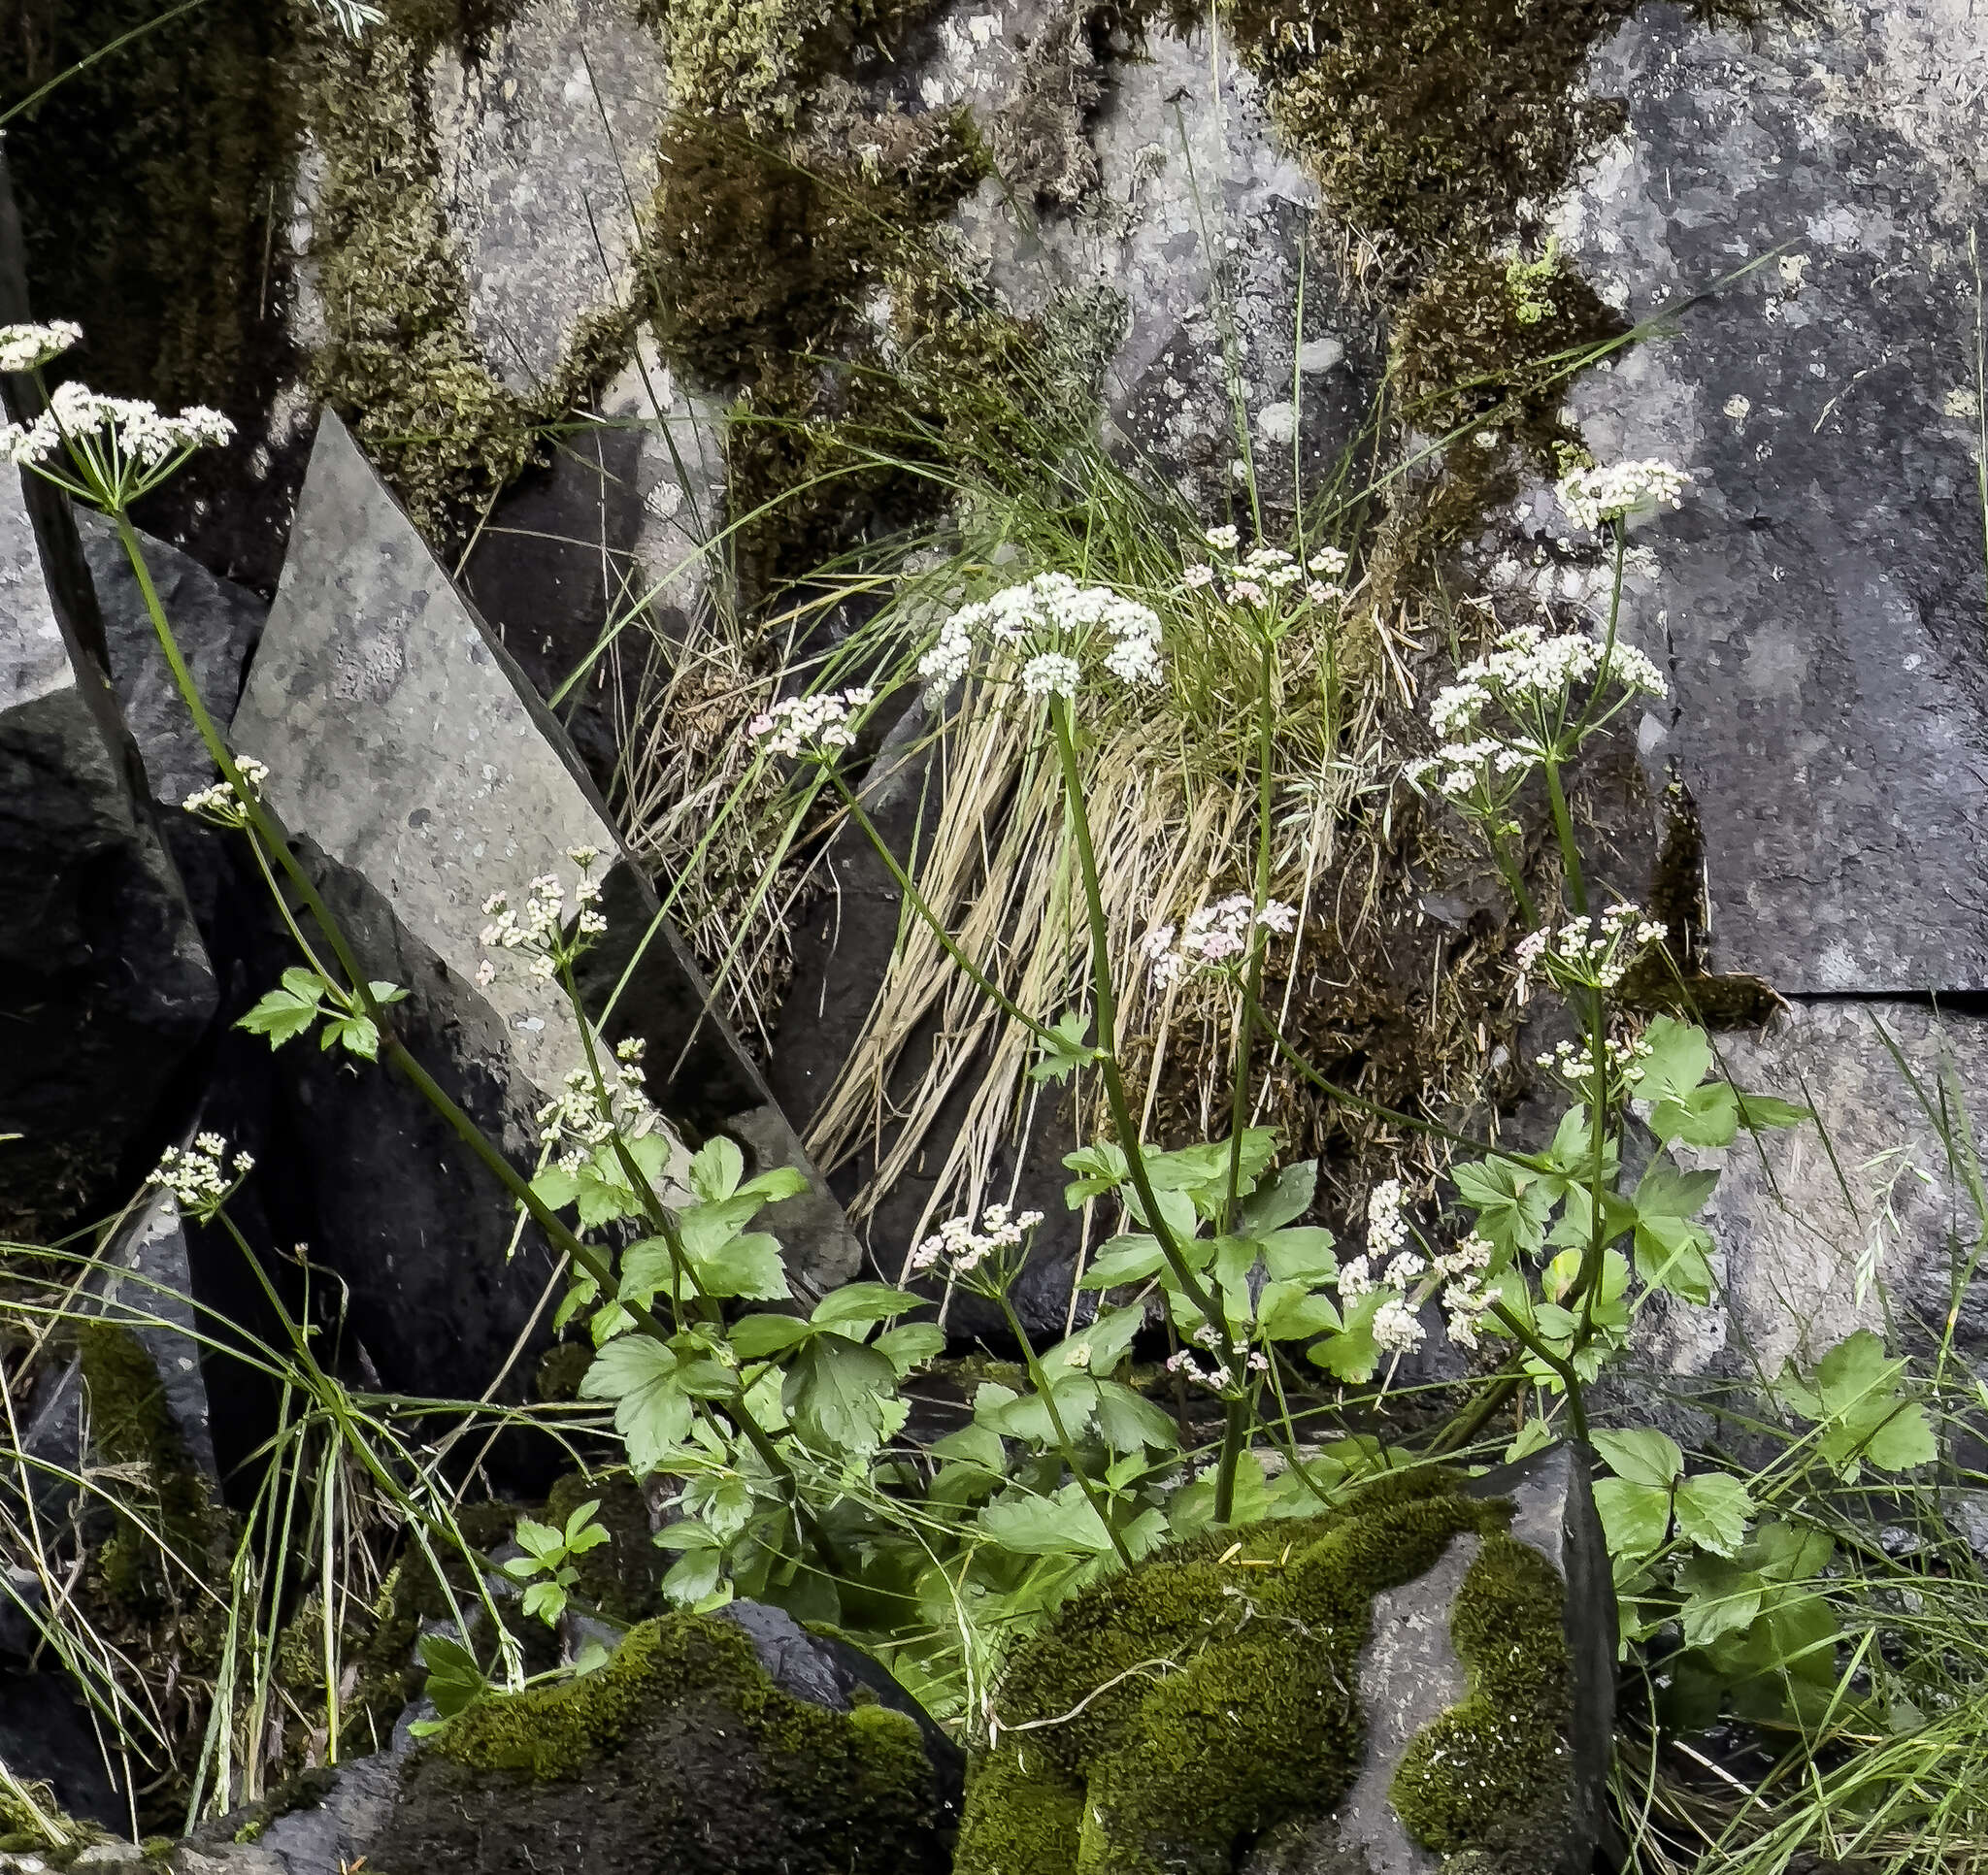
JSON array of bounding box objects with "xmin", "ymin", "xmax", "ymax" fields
[{"xmin": 954, "ymin": 1472, "xmax": 1574, "ymax": 1875}]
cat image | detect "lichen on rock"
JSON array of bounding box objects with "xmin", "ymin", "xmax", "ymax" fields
[{"xmin": 953, "ymin": 1470, "xmax": 1576, "ymax": 1875}]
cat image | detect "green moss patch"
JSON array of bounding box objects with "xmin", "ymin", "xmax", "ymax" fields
[
  {"xmin": 375, "ymin": 1612, "xmax": 952, "ymax": 1873},
  {"xmin": 955, "ymin": 1473, "xmax": 1576, "ymax": 1875}
]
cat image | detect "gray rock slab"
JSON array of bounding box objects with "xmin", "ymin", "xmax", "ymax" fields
[
  {"xmin": 0, "ymin": 464, "xmax": 217, "ymax": 1235},
  {"xmin": 427, "ymin": 0, "xmax": 670, "ymax": 395},
  {"xmin": 74, "ymin": 509, "xmax": 266, "ymax": 809},
  {"xmin": 233, "ymin": 410, "xmax": 856, "ymax": 1291},
  {"xmin": 1552, "ymin": 2, "xmax": 1988, "ymax": 993},
  {"xmin": 1641, "ymin": 999, "xmax": 1988, "ymax": 1378},
  {"xmin": 939, "ymin": 15, "xmax": 1380, "ymax": 516}
]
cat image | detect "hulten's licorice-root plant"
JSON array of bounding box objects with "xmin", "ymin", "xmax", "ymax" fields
[{"xmin": 7, "ymin": 314, "xmax": 1948, "ymax": 1873}]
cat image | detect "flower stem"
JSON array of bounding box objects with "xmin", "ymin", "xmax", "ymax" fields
[{"xmin": 997, "ymin": 1296, "xmax": 1135, "ymax": 1568}]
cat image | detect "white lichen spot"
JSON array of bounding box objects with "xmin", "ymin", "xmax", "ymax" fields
[{"xmin": 1723, "ymin": 394, "xmax": 1752, "ymax": 424}]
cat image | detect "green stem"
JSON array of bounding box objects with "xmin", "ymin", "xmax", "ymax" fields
[
  {"xmin": 998, "ymin": 1296, "xmax": 1134, "ymax": 1568},
  {"xmin": 1045, "ymin": 703, "xmax": 1224, "ymax": 1332},
  {"xmin": 1487, "ymin": 1300, "xmax": 1588, "ymax": 1441},
  {"xmin": 119, "ymin": 514, "xmax": 837, "ymax": 1575}
]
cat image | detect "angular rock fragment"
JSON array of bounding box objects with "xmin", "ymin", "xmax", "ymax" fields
[
  {"xmin": 228, "ymin": 411, "xmax": 856, "ymax": 1341},
  {"xmin": 0, "ymin": 462, "xmax": 218, "ymax": 1236},
  {"xmin": 75, "ymin": 510, "xmax": 267, "ymax": 810}
]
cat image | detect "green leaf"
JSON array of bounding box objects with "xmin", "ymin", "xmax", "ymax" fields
[
  {"xmin": 930, "ymin": 1423, "xmax": 1006, "ymax": 1469},
  {"xmin": 324, "ymin": 1012, "xmax": 381, "ymax": 1060},
  {"xmin": 1654, "ymin": 1080, "xmax": 1740, "ymax": 1150},
  {"xmin": 1045, "ymin": 1306, "xmax": 1143, "ymax": 1380},
  {"xmin": 653, "ymin": 1521, "xmax": 723, "ymax": 1552},
  {"xmin": 1635, "ymin": 1158, "xmax": 1719, "ymax": 1221},
  {"xmin": 367, "ymin": 980, "xmax": 409, "ymax": 1005},
  {"xmin": 578, "ymin": 1337, "xmax": 693, "ymax": 1475},
  {"xmin": 1593, "ymin": 1478, "xmax": 1673, "ymax": 1559},
  {"xmin": 661, "ymin": 1546, "xmax": 726, "ymax": 1607},
  {"xmin": 687, "ymin": 1136, "xmax": 746, "ymax": 1203},
  {"xmin": 810, "ymin": 1284, "xmax": 922, "ymax": 1332},
  {"xmin": 1092, "ymin": 1381, "xmax": 1178, "ymax": 1453},
  {"xmin": 1677, "ymin": 1553, "xmax": 1764, "ymax": 1648},
  {"xmin": 1077, "ymin": 1234, "xmax": 1167, "ymax": 1290},
  {"xmin": 874, "ymin": 1322, "xmax": 946, "ymax": 1378},
  {"xmin": 520, "ymin": 1579, "xmax": 567, "ymax": 1626},
  {"xmin": 1242, "ymin": 1161, "xmax": 1318, "ymax": 1234},
  {"xmin": 738, "ymin": 1166, "xmax": 811, "ymax": 1205},
  {"xmin": 513, "ymin": 1517, "xmax": 564, "ymax": 1562},
  {"xmin": 977, "ymin": 1482, "xmax": 1118, "ymax": 1555},
  {"xmin": 1308, "ymin": 1291, "xmax": 1383, "ymax": 1382},
  {"xmin": 237, "ymin": 982, "xmax": 321, "ymax": 1047},
  {"xmin": 1451, "ymin": 1156, "xmax": 1553, "ymax": 1261},
  {"xmin": 694, "ymin": 1232, "xmax": 790, "ymax": 1301},
  {"xmin": 1735, "ymin": 1091, "xmax": 1811, "ymax": 1131},
  {"xmin": 980, "ymin": 1377, "xmax": 1097, "ymax": 1445},
  {"xmin": 1674, "ymin": 1472, "xmax": 1755, "ymax": 1559},
  {"xmin": 1632, "ymin": 1017, "xmax": 1712, "ymax": 1107},
  {"xmin": 1258, "ymin": 1286, "xmax": 1342, "ymax": 1342},
  {"xmin": 782, "ymin": 1332, "xmax": 907, "ymax": 1455},
  {"xmin": 1592, "ymin": 1428, "xmax": 1683, "ymax": 1490},
  {"xmin": 414, "ymin": 1633, "xmax": 488, "ymax": 1722},
  {"xmin": 1030, "ymin": 1010, "xmax": 1100, "ymax": 1085},
  {"xmin": 1063, "ymin": 1142, "xmax": 1130, "ymax": 1206},
  {"xmin": 1633, "ymin": 1213, "xmax": 1715, "ymax": 1305},
  {"xmin": 1260, "ymin": 1228, "xmax": 1336, "ymax": 1282},
  {"xmin": 729, "ymin": 1313, "xmax": 815, "ymax": 1361},
  {"xmin": 1777, "ymin": 1331, "xmax": 1937, "ymax": 1479}
]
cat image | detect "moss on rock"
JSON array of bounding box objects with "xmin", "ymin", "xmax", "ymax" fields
[
  {"xmin": 373, "ymin": 1611, "xmax": 953, "ymax": 1872},
  {"xmin": 954, "ymin": 1471, "xmax": 1576, "ymax": 1875}
]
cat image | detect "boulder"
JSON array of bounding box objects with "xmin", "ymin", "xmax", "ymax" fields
[
  {"xmin": 1637, "ymin": 1001, "xmax": 1988, "ymax": 1379},
  {"xmin": 165, "ymin": 1608, "xmax": 961, "ymax": 1875},
  {"xmin": 0, "ymin": 448, "xmax": 218, "ymax": 1237},
  {"xmin": 228, "ymin": 409, "xmax": 858, "ymax": 1335},
  {"xmin": 0, "ymin": 1671, "xmax": 125, "ymax": 1837},
  {"xmin": 956, "ymin": 1447, "xmax": 1612, "ymax": 1875},
  {"xmin": 1551, "ymin": 2, "xmax": 1988, "ymax": 996}
]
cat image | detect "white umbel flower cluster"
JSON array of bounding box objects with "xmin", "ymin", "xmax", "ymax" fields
[
  {"xmin": 1433, "ymin": 1232, "xmax": 1496, "ymax": 1350},
  {"xmin": 1366, "ymin": 1179, "xmax": 1408, "ymax": 1256},
  {"xmin": 918, "ymin": 573, "xmax": 1164, "ymax": 699},
  {"xmin": 1512, "ymin": 904, "xmax": 1667, "ymax": 997},
  {"xmin": 1, "ymin": 380, "xmax": 233, "ymax": 477},
  {"xmin": 746, "ymin": 687, "xmax": 874, "ymax": 761},
  {"xmin": 149, "ymin": 1133, "xmax": 253, "ymax": 1221},
  {"xmin": 1555, "ymin": 459, "xmax": 1690, "ymax": 531},
  {"xmin": 182, "ymin": 755, "xmax": 269, "ymax": 829},
  {"xmin": 1165, "ymin": 1343, "xmax": 1269, "ymax": 1395},
  {"xmin": 907, "ymin": 1202, "xmax": 1044, "ymax": 1283},
  {"xmin": 0, "ymin": 321, "xmax": 81, "ymax": 374},
  {"xmin": 1143, "ymin": 895, "xmax": 1298, "ymax": 988},
  {"xmin": 478, "ymin": 848, "xmax": 609, "ymax": 984},
  {"xmin": 1179, "ymin": 534, "xmax": 1350, "ymax": 613},
  {"xmin": 536, "ymin": 1038, "xmax": 661, "ymax": 1171}
]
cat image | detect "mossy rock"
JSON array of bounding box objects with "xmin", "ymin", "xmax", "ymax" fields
[
  {"xmin": 956, "ymin": 1452, "xmax": 1607, "ymax": 1875},
  {"xmin": 366, "ymin": 1611, "xmax": 957, "ymax": 1873}
]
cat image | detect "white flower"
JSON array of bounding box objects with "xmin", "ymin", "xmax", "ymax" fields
[
  {"xmin": 922, "ymin": 576, "xmax": 1165, "ymax": 701},
  {"xmin": 747, "ymin": 686, "xmax": 872, "ymax": 760},
  {"xmin": 2, "ymin": 380, "xmax": 235, "ymax": 506},
  {"xmin": 910, "ymin": 1203, "xmax": 1043, "ymax": 1284},
  {"xmin": 182, "ymin": 755, "xmax": 270, "ymax": 829},
  {"xmin": 1021, "ymin": 652, "xmax": 1081, "ymax": 699},
  {"xmin": 1205, "ymin": 525, "xmax": 1240, "ymax": 552},
  {"xmin": 1514, "ymin": 905, "xmax": 1667, "ymax": 995},
  {"xmin": 1367, "ymin": 1179, "xmax": 1407, "ymax": 1256},
  {"xmin": 536, "ymin": 1060, "xmax": 660, "ymax": 1157},
  {"xmin": 1373, "ymin": 1296, "xmax": 1425, "ymax": 1354},
  {"xmin": 478, "ymin": 854, "xmax": 612, "ymax": 980},
  {"xmin": 1338, "ymin": 1253, "xmax": 1373, "ymax": 1300},
  {"xmin": 1307, "ymin": 547, "xmax": 1348, "ymax": 578},
  {"xmin": 1182, "ymin": 563, "xmax": 1216, "ymax": 590},
  {"xmin": 149, "ymin": 1134, "xmax": 251, "ymax": 1219},
  {"xmin": 1555, "ymin": 459, "xmax": 1690, "ymax": 530},
  {"xmin": 474, "ymin": 958, "xmax": 496, "ymax": 989},
  {"xmin": 1144, "ymin": 895, "xmax": 1299, "ymax": 987},
  {"xmin": 0, "ymin": 321, "xmax": 81, "ymax": 374}
]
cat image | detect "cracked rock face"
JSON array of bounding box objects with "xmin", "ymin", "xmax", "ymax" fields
[
  {"xmin": 426, "ymin": 0, "xmax": 670, "ymax": 395},
  {"xmin": 1554, "ymin": 0, "xmax": 1988, "ymax": 995}
]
